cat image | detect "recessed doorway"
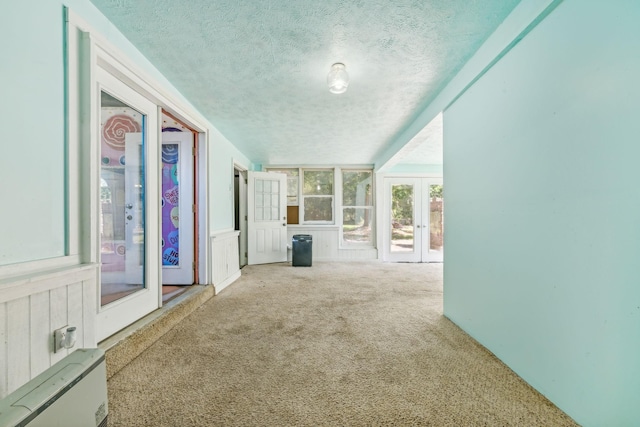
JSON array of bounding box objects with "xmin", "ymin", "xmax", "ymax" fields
[{"xmin": 383, "ymin": 177, "xmax": 444, "ymax": 263}]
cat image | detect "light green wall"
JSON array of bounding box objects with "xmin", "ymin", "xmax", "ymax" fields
[
  {"xmin": 208, "ymin": 128, "xmax": 252, "ymax": 233},
  {"xmin": 1, "ymin": 0, "xmax": 251, "ymax": 265},
  {"xmin": 0, "ymin": 2, "xmax": 67, "ymax": 265},
  {"xmin": 443, "ymin": 0, "xmax": 640, "ymax": 425}
]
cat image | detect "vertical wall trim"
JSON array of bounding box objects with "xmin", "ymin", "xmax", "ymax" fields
[
  {"xmin": 63, "ymin": 6, "xmax": 70, "ymax": 256},
  {"xmin": 445, "ymin": 0, "xmax": 565, "ymax": 110}
]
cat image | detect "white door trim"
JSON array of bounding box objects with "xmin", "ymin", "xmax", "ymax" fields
[
  {"xmin": 67, "ymin": 7, "xmax": 211, "ymax": 290},
  {"xmin": 381, "ymin": 176, "xmax": 444, "ymax": 263},
  {"xmin": 234, "ymin": 161, "xmax": 249, "ymax": 268},
  {"xmin": 95, "ymin": 66, "xmax": 161, "ymax": 341}
]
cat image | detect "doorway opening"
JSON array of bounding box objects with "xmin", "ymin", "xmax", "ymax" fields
[
  {"xmin": 234, "ymin": 165, "xmax": 248, "ymax": 268},
  {"xmin": 160, "ymin": 111, "xmax": 199, "ymax": 303},
  {"xmin": 383, "ymin": 177, "xmax": 444, "ymax": 263}
]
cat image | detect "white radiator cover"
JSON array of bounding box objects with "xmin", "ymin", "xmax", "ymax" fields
[{"xmin": 0, "ymin": 348, "xmax": 108, "ymax": 427}]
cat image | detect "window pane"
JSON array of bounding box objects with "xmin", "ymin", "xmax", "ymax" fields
[
  {"xmin": 304, "ymin": 197, "xmax": 332, "ymax": 221},
  {"xmin": 266, "ymin": 168, "xmax": 299, "ymax": 205},
  {"xmin": 343, "ymin": 208, "xmax": 373, "ymax": 244},
  {"xmin": 254, "ymin": 177, "xmax": 280, "ymax": 221},
  {"xmin": 343, "ymin": 171, "xmax": 372, "ymax": 206},
  {"xmin": 391, "ymin": 184, "xmax": 414, "ymax": 252},
  {"xmin": 100, "ymin": 91, "xmax": 146, "ymax": 306},
  {"xmin": 430, "ymin": 184, "xmax": 444, "ymax": 253},
  {"xmin": 303, "ymin": 170, "xmax": 333, "ymax": 195}
]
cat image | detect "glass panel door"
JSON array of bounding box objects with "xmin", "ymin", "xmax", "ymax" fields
[
  {"xmin": 100, "ymin": 92, "xmax": 146, "ymax": 305},
  {"xmin": 390, "ymin": 184, "xmax": 415, "ymax": 253},
  {"xmin": 384, "ymin": 178, "xmax": 443, "ymax": 262},
  {"xmin": 96, "ymin": 66, "xmax": 160, "ymax": 342},
  {"xmin": 427, "ymin": 183, "xmax": 444, "ymax": 262},
  {"xmin": 384, "ymin": 178, "xmax": 422, "ymax": 262}
]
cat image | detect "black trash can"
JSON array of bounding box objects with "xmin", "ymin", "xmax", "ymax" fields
[{"xmin": 292, "ymin": 234, "xmax": 312, "ymax": 267}]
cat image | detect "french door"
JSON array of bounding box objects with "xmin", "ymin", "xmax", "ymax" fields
[
  {"xmin": 383, "ymin": 177, "xmax": 444, "ymax": 263},
  {"xmin": 97, "ymin": 67, "xmax": 161, "ymax": 341}
]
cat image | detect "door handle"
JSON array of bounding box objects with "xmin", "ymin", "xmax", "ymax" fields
[
  {"xmin": 416, "ymin": 225, "xmax": 421, "ymax": 228},
  {"xmin": 127, "ymin": 215, "xmax": 133, "ymax": 220},
  {"xmin": 283, "ymin": 223, "xmax": 287, "ymax": 227},
  {"xmin": 125, "ymin": 203, "xmax": 133, "ymax": 209}
]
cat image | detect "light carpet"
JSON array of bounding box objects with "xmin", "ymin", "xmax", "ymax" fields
[{"xmin": 107, "ymin": 261, "xmax": 578, "ymax": 426}]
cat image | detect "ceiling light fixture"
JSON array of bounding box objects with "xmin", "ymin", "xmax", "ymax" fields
[{"xmin": 327, "ymin": 63, "xmax": 349, "ymax": 94}]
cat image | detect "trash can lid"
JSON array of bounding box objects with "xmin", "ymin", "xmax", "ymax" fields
[{"xmin": 293, "ymin": 234, "xmax": 312, "ymax": 240}]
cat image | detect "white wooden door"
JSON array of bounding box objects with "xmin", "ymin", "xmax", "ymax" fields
[
  {"xmin": 161, "ymin": 131, "xmax": 194, "ymax": 284},
  {"xmin": 383, "ymin": 177, "xmax": 444, "ymax": 263},
  {"xmin": 97, "ymin": 67, "xmax": 160, "ymax": 341},
  {"xmin": 247, "ymin": 171, "xmax": 287, "ymax": 265}
]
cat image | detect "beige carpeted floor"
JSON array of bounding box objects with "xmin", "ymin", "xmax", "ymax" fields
[{"xmin": 107, "ymin": 261, "xmax": 578, "ymax": 427}]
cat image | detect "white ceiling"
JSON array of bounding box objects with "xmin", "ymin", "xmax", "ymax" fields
[{"xmin": 89, "ymin": 0, "xmax": 521, "ymax": 167}]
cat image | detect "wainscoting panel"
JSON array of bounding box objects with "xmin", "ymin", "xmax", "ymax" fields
[
  {"xmin": 0, "ymin": 264, "xmax": 98, "ymax": 399},
  {"xmin": 211, "ymin": 231, "xmax": 241, "ymax": 294},
  {"xmin": 287, "ymin": 227, "xmax": 378, "ymax": 261}
]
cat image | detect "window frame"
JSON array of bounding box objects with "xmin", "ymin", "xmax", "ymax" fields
[
  {"xmin": 301, "ymin": 168, "xmax": 335, "ymax": 225},
  {"xmin": 265, "ymin": 167, "xmax": 300, "ymax": 206},
  {"xmin": 340, "ymin": 169, "xmax": 375, "ymax": 248}
]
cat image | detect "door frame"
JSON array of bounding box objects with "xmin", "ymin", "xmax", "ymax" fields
[
  {"xmin": 233, "ymin": 162, "xmax": 248, "ymax": 267},
  {"xmin": 247, "ymin": 171, "xmax": 288, "ymax": 265},
  {"xmin": 71, "ymin": 10, "xmax": 213, "ymax": 341},
  {"xmin": 161, "ymin": 131, "xmax": 195, "ymax": 285},
  {"xmin": 95, "ymin": 66, "xmax": 161, "ymax": 341},
  {"xmin": 380, "ymin": 175, "xmax": 444, "ymax": 263}
]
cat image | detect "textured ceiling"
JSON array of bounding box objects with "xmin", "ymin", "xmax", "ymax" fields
[{"xmin": 90, "ymin": 0, "xmax": 521, "ymax": 166}]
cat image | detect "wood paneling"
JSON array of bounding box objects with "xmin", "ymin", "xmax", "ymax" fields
[
  {"xmin": 211, "ymin": 231, "xmax": 241, "ymax": 294},
  {"xmin": 7, "ymin": 298, "xmax": 30, "ymax": 393},
  {"xmin": 287, "ymin": 227, "xmax": 377, "ymax": 261},
  {"xmin": 29, "ymin": 292, "xmax": 51, "ymax": 377},
  {"xmin": 0, "ymin": 266, "xmax": 98, "ymax": 399}
]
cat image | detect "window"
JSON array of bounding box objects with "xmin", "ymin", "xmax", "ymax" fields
[
  {"xmin": 265, "ymin": 168, "xmax": 300, "ymax": 224},
  {"xmin": 302, "ymin": 169, "xmax": 334, "ymax": 223},
  {"xmin": 265, "ymin": 168, "xmax": 299, "ymax": 205},
  {"xmin": 342, "ymin": 170, "xmax": 373, "ymax": 245}
]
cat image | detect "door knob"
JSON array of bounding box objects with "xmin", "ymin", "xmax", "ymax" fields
[
  {"xmin": 125, "ymin": 203, "xmax": 133, "ymax": 209},
  {"xmin": 127, "ymin": 215, "xmax": 133, "ymax": 220}
]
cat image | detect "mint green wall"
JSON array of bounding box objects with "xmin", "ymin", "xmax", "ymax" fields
[
  {"xmin": 209, "ymin": 128, "xmax": 252, "ymax": 233},
  {"xmin": 443, "ymin": 0, "xmax": 640, "ymax": 425},
  {"xmin": 0, "ymin": 2, "xmax": 67, "ymax": 265},
  {"xmin": 1, "ymin": 0, "xmax": 251, "ymax": 265}
]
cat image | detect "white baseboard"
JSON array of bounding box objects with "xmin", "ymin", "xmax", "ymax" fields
[{"xmin": 213, "ymin": 270, "xmax": 242, "ymax": 295}]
